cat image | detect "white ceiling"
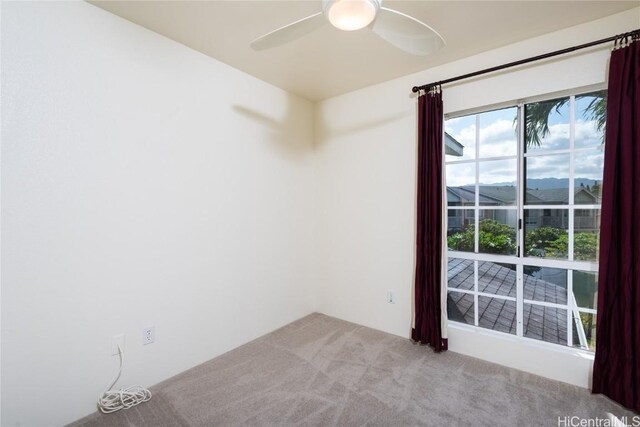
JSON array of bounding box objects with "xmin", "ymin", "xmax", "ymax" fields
[{"xmin": 89, "ymin": 1, "xmax": 639, "ymax": 101}]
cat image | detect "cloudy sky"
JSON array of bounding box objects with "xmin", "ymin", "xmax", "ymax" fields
[{"xmin": 445, "ymin": 96, "xmax": 604, "ymax": 189}]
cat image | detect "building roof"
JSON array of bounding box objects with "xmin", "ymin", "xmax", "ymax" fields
[
  {"xmin": 447, "ymin": 185, "xmax": 520, "ymax": 205},
  {"xmin": 527, "ymin": 188, "xmax": 569, "ymax": 204},
  {"xmin": 447, "ymin": 185, "xmax": 598, "ymax": 205},
  {"xmin": 445, "ymin": 132, "xmax": 464, "ymax": 157},
  {"xmin": 447, "ymin": 258, "xmax": 569, "ymax": 345}
]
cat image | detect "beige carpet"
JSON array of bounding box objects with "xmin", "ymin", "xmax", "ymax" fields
[{"xmin": 70, "ymin": 313, "xmax": 634, "ymax": 426}]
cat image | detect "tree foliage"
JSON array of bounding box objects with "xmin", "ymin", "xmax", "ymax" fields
[
  {"xmin": 521, "ymin": 91, "xmax": 607, "ymax": 148},
  {"xmin": 524, "ymin": 226, "xmax": 567, "ymax": 257},
  {"xmin": 524, "ymin": 98, "xmax": 570, "ymax": 147},
  {"xmin": 448, "ymin": 221, "xmax": 599, "ymax": 260},
  {"xmin": 448, "ymin": 219, "xmax": 516, "ymax": 254},
  {"xmin": 573, "ymin": 233, "xmax": 599, "ymax": 261}
]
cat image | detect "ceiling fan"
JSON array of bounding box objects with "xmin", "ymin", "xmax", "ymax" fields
[{"xmin": 250, "ymin": 0, "xmax": 445, "ymax": 56}]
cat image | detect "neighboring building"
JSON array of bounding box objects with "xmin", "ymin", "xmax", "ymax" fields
[
  {"xmin": 447, "ymin": 185, "xmax": 517, "ymax": 231},
  {"xmin": 445, "ymin": 132, "xmax": 464, "ymax": 157},
  {"xmin": 447, "ymin": 185, "xmax": 600, "ymax": 233},
  {"xmin": 445, "ymin": 132, "xmax": 600, "ymax": 234}
]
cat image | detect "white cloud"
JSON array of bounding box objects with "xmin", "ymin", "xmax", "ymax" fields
[
  {"xmin": 444, "ymin": 114, "xmax": 604, "ymax": 188},
  {"xmin": 575, "ymin": 120, "xmax": 604, "ymax": 148},
  {"xmin": 527, "ymin": 120, "xmax": 603, "ymax": 179},
  {"xmin": 575, "ymin": 148, "xmax": 604, "ymax": 179},
  {"xmin": 479, "ymin": 159, "xmax": 517, "ymax": 184},
  {"xmin": 446, "ymin": 163, "xmax": 475, "ymax": 187},
  {"xmin": 479, "ymin": 119, "xmax": 517, "ymax": 158},
  {"xmin": 526, "ymin": 154, "xmax": 570, "ymax": 179},
  {"xmin": 528, "ymin": 120, "xmax": 602, "ymax": 152},
  {"xmin": 444, "ymin": 116, "xmax": 463, "ymax": 131},
  {"xmin": 528, "ymin": 123, "xmax": 570, "ymax": 151},
  {"xmin": 445, "ymin": 121, "xmax": 476, "ymax": 160}
]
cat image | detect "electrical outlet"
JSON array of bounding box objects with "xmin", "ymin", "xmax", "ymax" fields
[
  {"xmin": 111, "ymin": 334, "xmax": 125, "ymax": 356},
  {"xmin": 387, "ymin": 290, "xmax": 395, "ymax": 304},
  {"xmin": 142, "ymin": 326, "xmax": 155, "ymax": 345}
]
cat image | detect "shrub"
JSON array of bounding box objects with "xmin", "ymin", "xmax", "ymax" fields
[
  {"xmin": 448, "ymin": 219, "xmax": 516, "ymax": 255},
  {"xmin": 449, "ymin": 222, "xmax": 598, "ymax": 261},
  {"xmin": 574, "ymin": 232, "xmax": 599, "ymax": 261},
  {"xmin": 525, "ymin": 226, "xmax": 567, "ymax": 257}
]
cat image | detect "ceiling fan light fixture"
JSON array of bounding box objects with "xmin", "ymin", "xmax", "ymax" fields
[{"xmin": 323, "ymin": 0, "xmax": 380, "ymax": 31}]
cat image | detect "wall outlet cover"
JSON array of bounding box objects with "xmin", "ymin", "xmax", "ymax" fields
[
  {"xmin": 143, "ymin": 326, "xmax": 155, "ymax": 345},
  {"xmin": 387, "ymin": 291, "xmax": 395, "ymax": 304}
]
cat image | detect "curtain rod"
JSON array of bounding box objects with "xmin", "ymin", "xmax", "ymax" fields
[{"xmin": 411, "ymin": 28, "xmax": 640, "ymax": 93}]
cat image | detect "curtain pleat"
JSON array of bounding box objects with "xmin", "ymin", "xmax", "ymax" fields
[
  {"xmin": 412, "ymin": 89, "xmax": 447, "ymax": 352},
  {"xmin": 592, "ymin": 39, "xmax": 640, "ymax": 413}
]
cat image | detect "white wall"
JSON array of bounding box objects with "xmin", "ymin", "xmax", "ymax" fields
[
  {"xmin": 3, "ymin": 2, "xmax": 639, "ymax": 425},
  {"xmin": 1, "ymin": 2, "xmax": 315, "ymax": 426},
  {"xmin": 313, "ymin": 8, "xmax": 640, "ymax": 388}
]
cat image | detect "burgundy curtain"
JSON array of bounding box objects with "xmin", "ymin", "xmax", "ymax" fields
[
  {"xmin": 412, "ymin": 88, "xmax": 447, "ymax": 352},
  {"xmin": 592, "ymin": 35, "xmax": 639, "ymax": 412}
]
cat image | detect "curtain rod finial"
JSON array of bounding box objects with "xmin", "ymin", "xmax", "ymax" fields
[{"xmin": 412, "ymin": 86, "xmax": 420, "ymax": 93}]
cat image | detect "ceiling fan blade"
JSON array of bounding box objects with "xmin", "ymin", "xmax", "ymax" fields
[
  {"xmin": 371, "ymin": 7, "xmax": 445, "ymax": 56},
  {"xmin": 250, "ymin": 12, "xmax": 325, "ymax": 51}
]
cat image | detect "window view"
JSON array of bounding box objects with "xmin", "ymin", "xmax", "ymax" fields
[{"xmin": 445, "ymin": 90, "xmax": 605, "ymax": 351}]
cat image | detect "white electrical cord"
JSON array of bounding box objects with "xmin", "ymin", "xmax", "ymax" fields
[{"xmin": 97, "ymin": 345, "xmax": 152, "ymax": 414}]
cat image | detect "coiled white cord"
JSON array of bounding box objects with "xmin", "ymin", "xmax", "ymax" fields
[{"xmin": 97, "ymin": 345, "xmax": 152, "ymax": 414}]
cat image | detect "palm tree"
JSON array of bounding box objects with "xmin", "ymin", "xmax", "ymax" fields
[{"xmin": 523, "ymin": 90, "xmax": 607, "ymax": 147}]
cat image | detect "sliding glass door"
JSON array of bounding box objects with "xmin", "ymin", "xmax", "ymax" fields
[{"xmin": 445, "ymin": 89, "xmax": 605, "ymax": 351}]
